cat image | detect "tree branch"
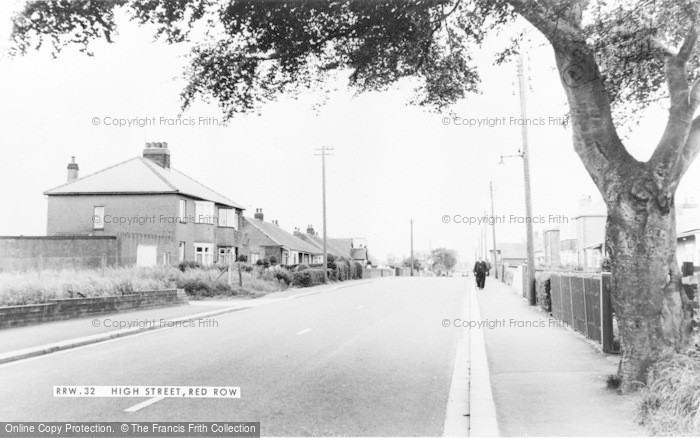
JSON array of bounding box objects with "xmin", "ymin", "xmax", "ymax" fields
[{"xmin": 650, "ymin": 13, "xmax": 700, "ymax": 186}]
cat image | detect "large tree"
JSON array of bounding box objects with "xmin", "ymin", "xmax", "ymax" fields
[
  {"xmin": 10, "ymin": 0, "xmax": 700, "ymax": 392},
  {"xmin": 430, "ymin": 247, "xmax": 458, "ymax": 273}
]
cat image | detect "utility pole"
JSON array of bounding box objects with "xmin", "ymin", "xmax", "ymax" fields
[
  {"xmin": 490, "ymin": 181, "xmax": 499, "ymax": 279},
  {"xmin": 517, "ymin": 54, "xmax": 537, "ymax": 306},
  {"xmin": 483, "ymin": 209, "xmax": 489, "ymax": 261},
  {"xmin": 314, "ymin": 145, "xmax": 334, "ymax": 283},
  {"xmin": 410, "ymin": 219, "xmax": 414, "ymax": 277}
]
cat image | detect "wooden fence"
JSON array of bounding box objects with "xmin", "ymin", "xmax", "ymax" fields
[{"xmin": 549, "ymin": 272, "xmax": 617, "ymax": 353}]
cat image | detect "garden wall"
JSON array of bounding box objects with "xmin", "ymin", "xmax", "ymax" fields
[
  {"xmin": 0, "ymin": 289, "xmax": 187, "ymax": 329},
  {"xmin": 0, "ymin": 236, "xmax": 118, "ymax": 271}
]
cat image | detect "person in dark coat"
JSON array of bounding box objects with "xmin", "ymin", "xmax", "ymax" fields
[{"xmin": 473, "ymin": 257, "xmax": 488, "ymax": 290}]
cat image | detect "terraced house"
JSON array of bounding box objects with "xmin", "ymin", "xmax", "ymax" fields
[{"xmin": 44, "ymin": 142, "xmax": 244, "ymax": 267}]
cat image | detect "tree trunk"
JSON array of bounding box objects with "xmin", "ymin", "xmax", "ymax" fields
[{"xmin": 605, "ymin": 173, "xmax": 696, "ymax": 392}]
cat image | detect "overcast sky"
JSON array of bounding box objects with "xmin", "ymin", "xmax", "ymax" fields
[{"xmin": 0, "ymin": 1, "xmax": 697, "ymax": 265}]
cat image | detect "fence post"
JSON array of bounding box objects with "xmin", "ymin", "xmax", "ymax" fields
[
  {"xmin": 601, "ymin": 273, "xmax": 615, "ymax": 353},
  {"xmin": 582, "ymin": 275, "xmax": 589, "ymax": 338}
]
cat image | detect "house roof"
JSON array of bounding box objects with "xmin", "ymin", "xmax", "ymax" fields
[
  {"xmin": 298, "ymin": 234, "xmax": 353, "ymax": 259},
  {"xmin": 328, "ymin": 238, "xmax": 353, "ymax": 257},
  {"xmin": 44, "ymin": 157, "xmax": 244, "ymax": 209},
  {"xmin": 575, "ymin": 201, "xmax": 607, "ymax": 218},
  {"xmin": 244, "ymin": 218, "xmax": 321, "ymax": 254}
]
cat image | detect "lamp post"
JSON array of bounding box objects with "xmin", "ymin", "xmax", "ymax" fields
[{"xmin": 499, "ymin": 149, "xmax": 536, "ymax": 306}]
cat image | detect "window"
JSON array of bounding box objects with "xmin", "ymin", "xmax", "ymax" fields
[
  {"xmin": 218, "ymin": 208, "xmax": 238, "ymax": 229},
  {"xmin": 179, "ymin": 200, "xmax": 187, "ymax": 223},
  {"xmin": 195, "ymin": 201, "xmax": 215, "ymax": 224},
  {"xmin": 218, "ymin": 247, "xmax": 233, "ymax": 265},
  {"xmin": 194, "ymin": 243, "xmax": 214, "ymax": 265},
  {"xmin": 93, "ymin": 206, "xmax": 105, "ymax": 230},
  {"xmin": 179, "ymin": 242, "xmax": 185, "ymax": 262}
]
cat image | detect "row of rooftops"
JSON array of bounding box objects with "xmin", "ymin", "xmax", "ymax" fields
[{"xmin": 46, "ymin": 142, "xmax": 377, "ymax": 262}]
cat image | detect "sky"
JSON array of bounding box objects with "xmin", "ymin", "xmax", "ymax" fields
[{"xmin": 0, "ymin": 1, "xmax": 697, "ymax": 266}]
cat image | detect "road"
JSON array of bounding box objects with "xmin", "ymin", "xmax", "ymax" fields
[{"xmin": 0, "ymin": 277, "xmax": 469, "ymax": 436}]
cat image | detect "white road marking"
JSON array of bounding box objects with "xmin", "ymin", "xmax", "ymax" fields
[
  {"xmin": 357, "ymin": 305, "xmax": 364, "ymax": 309},
  {"xmin": 124, "ymin": 396, "xmax": 165, "ymax": 413},
  {"xmin": 295, "ymin": 328, "xmax": 312, "ymax": 335}
]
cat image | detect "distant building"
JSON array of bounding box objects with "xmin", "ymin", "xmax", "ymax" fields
[
  {"xmin": 295, "ymin": 225, "xmax": 353, "ymax": 260},
  {"xmin": 574, "ymin": 196, "xmax": 607, "ymax": 269},
  {"xmin": 328, "ymin": 237, "xmax": 372, "ymax": 265},
  {"xmin": 491, "ymin": 243, "xmax": 527, "ymax": 266},
  {"xmin": 44, "ymin": 142, "xmax": 244, "ymax": 267},
  {"xmin": 240, "ymin": 210, "xmax": 322, "ymax": 265},
  {"xmin": 676, "ymin": 198, "xmax": 700, "ymax": 269}
]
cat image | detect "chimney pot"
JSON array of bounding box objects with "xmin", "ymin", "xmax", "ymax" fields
[
  {"xmin": 143, "ymin": 141, "xmax": 171, "ymax": 168},
  {"xmin": 67, "ymin": 156, "xmax": 79, "ymax": 182},
  {"xmin": 254, "ymin": 209, "xmax": 264, "ymax": 221}
]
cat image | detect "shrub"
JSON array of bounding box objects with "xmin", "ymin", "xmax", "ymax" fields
[
  {"xmin": 326, "ymin": 254, "xmax": 337, "ymax": 269},
  {"xmin": 274, "ymin": 269, "xmax": 293, "ymax": 286},
  {"xmin": 292, "ymin": 268, "xmax": 326, "ymax": 287},
  {"xmin": 295, "ymin": 264, "xmax": 310, "ymax": 272},
  {"xmin": 269, "ymin": 256, "xmax": 277, "ymax": 265},
  {"xmin": 240, "ymin": 263, "xmax": 254, "ymax": 273},
  {"xmin": 638, "ymin": 353, "xmax": 700, "ymax": 435},
  {"xmin": 263, "ymin": 258, "xmax": 271, "ymax": 269},
  {"xmin": 535, "ymin": 271, "xmax": 553, "ymax": 312},
  {"xmin": 255, "ymin": 259, "xmax": 263, "ymax": 266},
  {"xmin": 355, "ymin": 261, "xmax": 364, "ymax": 279},
  {"xmin": 178, "ymin": 260, "xmax": 204, "ymax": 272},
  {"xmin": 237, "ymin": 254, "xmax": 248, "ymax": 262}
]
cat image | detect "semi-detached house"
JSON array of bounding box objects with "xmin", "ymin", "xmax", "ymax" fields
[{"xmin": 44, "ymin": 142, "xmax": 244, "ymax": 267}]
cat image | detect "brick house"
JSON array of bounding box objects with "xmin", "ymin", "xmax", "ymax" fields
[
  {"xmin": 293, "ymin": 225, "xmax": 353, "ymax": 259},
  {"xmin": 44, "ymin": 142, "xmax": 244, "ymax": 267},
  {"xmin": 240, "ymin": 210, "xmax": 322, "ymax": 265}
]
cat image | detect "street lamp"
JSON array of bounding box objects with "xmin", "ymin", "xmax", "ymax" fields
[{"xmin": 499, "ymin": 148, "xmax": 537, "ymax": 306}]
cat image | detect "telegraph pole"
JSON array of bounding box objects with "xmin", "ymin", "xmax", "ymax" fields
[
  {"xmin": 517, "ymin": 54, "xmax": 537, "ymax": 306},
  {"xmin": 410, "ymin": 219, "xmax": 414, "ymax": 277},
  {"xmin": 490, "ymin": 181, "xmax": 499, "ymax": 279},
  {"xmin": 314, "ymin": 146, "xmax": 334, "ymax": 283}
]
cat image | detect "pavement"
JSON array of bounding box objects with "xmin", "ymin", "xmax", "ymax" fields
[
  {"xmin": 0, "ymin": 277, "xmax": 470, "ymax": 436},
  {"xmin": 475, "ymin": 277, "xmax": 645, "ymax": 436}
]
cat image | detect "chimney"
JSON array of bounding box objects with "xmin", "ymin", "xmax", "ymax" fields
[
  {"xmin": 67, "ymin": 156, "xmax": 79, "ymax": 182},
  {"xmin": 578, "ymin": 195, "xmax": 592, "ymax": 210},
  {"xmin": 254, "ymin": 208, "xmax": 264, "ymax": 221},
  {"xmin": 307, "ymin": 225, "xmax": 315, "ymax": 236},
  {"xmin": 293, "ymin": 227, "xmax": 302, "ymax": 237},
  {"xmin": 143, "ymin": 141, "xmax": 171, "ymax": 168},
  {"xmin": 272, "ymin": 220, "xmax": 279, "ymax": 226}
]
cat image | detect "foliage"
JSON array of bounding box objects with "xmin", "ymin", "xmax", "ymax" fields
[
  {"xmin": 255, "ymin": 259, "xmax": 263, "ymax": 266},
  {"xmin": 291, "ymin": 268, "xmax": 326, "ymax": 288},
  {"xmin": 295, "ymin": 263, "xmax": 310, "ymax": 272},
  {"xmin": 262, "ymin": 257, "xmax": 270, "ymax": 269},
  {"xmin": 0, "ymin": 265, "xmax": 287, "ymax": 306},
  {"xmin": 177, "ymin": 260, "xmax": 205, "ymax": 272},
  {"xmin": 326, "ymin": 254, "xmax": 337, "ymax": 270},
  {"xmin": 237, "ymin": 254, "xmax": 248, "ymax": 262},
  {"xmin": 402, "ymin": 257, "xmax": 422, "ymax": 271},
  {"xmin": 430, "ymin": 248, "xmax": 458, "ymax": 273},
  {"xmin": 269, "ymin": 256, "xmax": 277, "ymax": 265},
  {"xmin": 638, "ymin": 353, "xmax": 700, "ymax": 435},
  {"xmin": 535, "ymin": 271, "xmax": 552, "ymax": 312}
]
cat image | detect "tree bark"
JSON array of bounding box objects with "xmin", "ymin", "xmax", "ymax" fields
[{"xmin": 605, "ymin": 170, "xmax": 695, "ymax": 392}]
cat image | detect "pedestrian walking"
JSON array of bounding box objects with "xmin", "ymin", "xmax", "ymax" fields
[{"xmin": 473, "ymin": 257, "xmax": 488, "ymax": 290}]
